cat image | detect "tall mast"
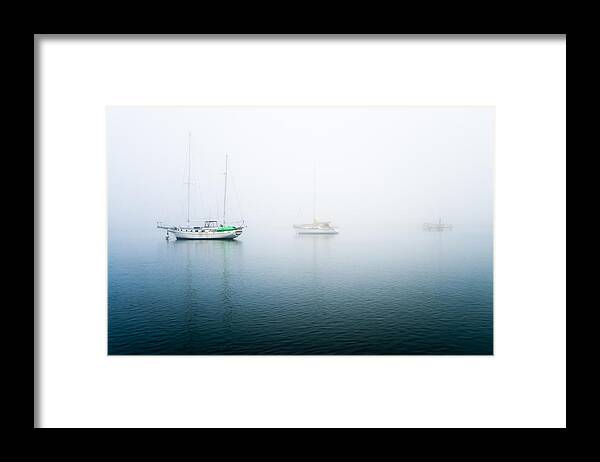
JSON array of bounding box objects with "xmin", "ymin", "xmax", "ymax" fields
[
  {"xmin": 186, "ymin": 132, "xmax": 191, "ymax": 226},
  {"xmin": 312, "ymin": 161, "xmax": 316, "ymax": 223},
  {"xmin": 222, "ymin": 154, "xmax": 228, "ymax": 224}
]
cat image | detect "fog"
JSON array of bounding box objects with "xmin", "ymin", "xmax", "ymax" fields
[{"xmin": 107, "ymin": 107, "xmax": 493, "ymax": 234}]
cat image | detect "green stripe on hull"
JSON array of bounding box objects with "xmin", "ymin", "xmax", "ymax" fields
[{"xmin": 175, "ymin": 236, "xmax": 238, "ymax": 240}]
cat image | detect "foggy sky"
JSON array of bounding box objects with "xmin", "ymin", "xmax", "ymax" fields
[{"xmin": 107, "ymin": 106, "xmax": 493, "ymax": 233}]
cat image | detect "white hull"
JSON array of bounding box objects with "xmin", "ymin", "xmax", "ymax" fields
[
  {"xmin": 170, "ymin": 229, "xmax": 241, "ymax": 240},
  {"xmin": 423, "ymin": 225, "xmax": 453, "ymax": 231},
  {"xmin": 295, "ymin": 227, "xmax": 338, "ymax": 235}
]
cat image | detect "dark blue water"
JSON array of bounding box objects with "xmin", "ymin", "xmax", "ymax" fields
[{"xmin": 108, "ymin": 227, "xmax": 493, "ymax": 355}]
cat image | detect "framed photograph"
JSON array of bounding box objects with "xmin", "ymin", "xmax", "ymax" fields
[{"xmin": 35, "ymin": 35, "xmax": 566, "ymax": 428}]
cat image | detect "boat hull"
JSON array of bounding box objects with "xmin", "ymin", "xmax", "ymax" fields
[
  {"xmin": 295, "ymin": 228, "xmax": 339, "ymax": 235},
  {"xmin": 170, "ymin": 229, "xmax": 242, "ymax": 240}
]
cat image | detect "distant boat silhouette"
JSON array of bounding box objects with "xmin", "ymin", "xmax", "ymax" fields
[
  {"xmin": 294, "ymin": 161, "xmax": 338, "ymax": 235},
  {"xmin": 423, "ymin": 218, "xmax": 453, "ymax": 231}
]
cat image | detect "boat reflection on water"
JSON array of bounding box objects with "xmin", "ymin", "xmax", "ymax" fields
[{"xmin": 167, "ymin": 238, "xmax": 243, "ymax": 350}]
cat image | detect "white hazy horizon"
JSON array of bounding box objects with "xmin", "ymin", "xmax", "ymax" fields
[{"xmin": 107, "ymin": 106, "xmax": 494, "ymax": 233}]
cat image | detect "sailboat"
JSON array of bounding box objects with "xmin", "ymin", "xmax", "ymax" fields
[
  {"xmin": 423, "ymin": 218, "xmax": 453, "ymax": 231},
  {"xmin": 157, "ymin": 133, "xmax": 244, "ymax": 240},
  {"xmin": 293, "ymin": 162, "xmax": 338, "ymax": 235}
]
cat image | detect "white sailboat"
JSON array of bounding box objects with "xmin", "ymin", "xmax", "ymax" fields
[
  {"xmin": 157, "ymin": 133, "xmax": 244, "ymax": 240},
  {"xmin": 423, "ymin": 217, "xmax": 453, "ymax": 231},
  {"xmin": 294, "ymin": 162, "xmax": 338, "ymax": 235}
]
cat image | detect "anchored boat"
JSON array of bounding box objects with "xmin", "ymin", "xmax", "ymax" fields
[
  {"xmin": 157, "ymin": 133, "xmax": 244, "ymax": 240},
  {"xmin": 423, "ymin": 218, "xmax": 453, "ymax": 231},
  {"xmin": 294, "ymin": 162, "xmax": 338, "ymax": 235},
  {"xmin": 159, "ymin": 221, "xmax": 243, "ymax": 240},
  {"xmin": 294, "ymin": 220, "xmax": 338, "ymax": 234}
]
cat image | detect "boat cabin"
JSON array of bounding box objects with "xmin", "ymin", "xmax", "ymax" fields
[{"xmin": 203, "ymin": 220, "xmax": 220, "ymax": 229}]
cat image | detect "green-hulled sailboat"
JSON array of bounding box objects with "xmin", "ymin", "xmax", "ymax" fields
[{"xmin": 157, "ymin": 133, "xmax": 244, "ymax": 240}]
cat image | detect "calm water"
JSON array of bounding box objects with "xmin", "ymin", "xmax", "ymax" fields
[{"xmin": 108, "ymin": 227, "xmax": 493, "ymax": 355}]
